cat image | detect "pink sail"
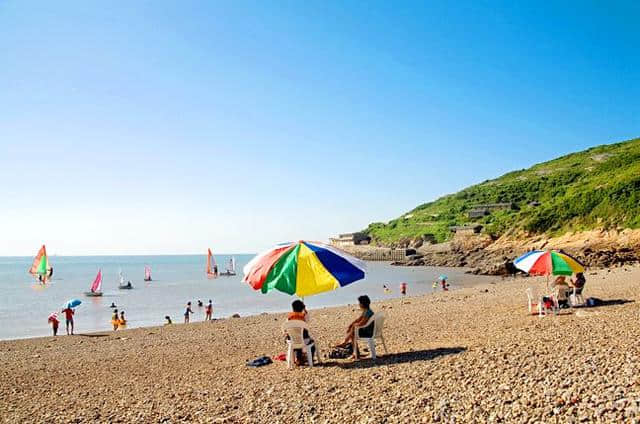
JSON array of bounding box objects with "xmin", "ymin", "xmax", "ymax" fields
[
  {"xmin": 90, "ymin": 269, "xmax": 102, "ymax": 292},
  {"xmin": 144, "ymin": 265, "xmax": 152, "ymax": 281}
]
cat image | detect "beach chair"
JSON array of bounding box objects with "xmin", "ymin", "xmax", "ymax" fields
[
  {"xmin": 569, "ymin": 287, "xmax": 585, "ymax": 307},
  {"xmin": 526, "ymin": 288, "xmax": 557, "ymax": 317},
  {"xmin": 526, "ymin": 288, "xmax": 543, "ymax": 316},
  {"xmin": 353, "ymin": 312, "xmax": 388, "ymax": 360},
  {"xmin": 281, "ymin": 321, "xmax": 319, "ymax": 369}
]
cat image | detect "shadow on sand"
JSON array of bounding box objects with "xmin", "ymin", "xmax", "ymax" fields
[
  {"xmin": 318, "ymin": 346, "xmax": 466, "ymax": 369},
  {"xmin": 592, "ymin": 299, "xmax": 634, "ymax": 307}
]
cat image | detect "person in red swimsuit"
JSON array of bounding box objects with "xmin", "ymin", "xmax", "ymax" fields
[{"xmin": 61, "ymin": 307, "xmax": 74, "ymax": 335}]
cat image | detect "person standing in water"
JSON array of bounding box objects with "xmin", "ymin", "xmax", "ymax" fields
[
  {"xmin": 48, "ymin": 314, "xmax": 59, "ymax": 336},
  {"xmin": 119, "ymin": 311, "xmax": 126, "ymax": 328},
  {"xmin": 184, "ymin": 302, "xmax": 194, "ymax": 323},
  {"xmin": 205, "ymin": 300, "xmax": 213, "ymax": 321},
  {"xmin": 62, "ymin": 307, "xmax": 74, "ymax": 335},
  {"xmin": 111, "ymin": 309, "xmax": 120, "ymax": 331}
]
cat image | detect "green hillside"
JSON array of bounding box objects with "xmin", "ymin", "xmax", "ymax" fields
[{"xmin": 365, "ymin": 137, "xmax": 640, "ymax": 245}]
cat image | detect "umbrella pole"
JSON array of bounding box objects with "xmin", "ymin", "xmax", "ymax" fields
[{"xmin": 546, "ymin": 274, "xmax": 551, "ymax": 293}]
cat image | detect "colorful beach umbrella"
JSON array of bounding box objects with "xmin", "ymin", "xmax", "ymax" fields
[
  {"xmin": 243, "ymin": 241, "xmax": 366, "ymax": 297},
  {"xmin": 514, "ymin": 250, "xmax": 585, "ymax": 276}
]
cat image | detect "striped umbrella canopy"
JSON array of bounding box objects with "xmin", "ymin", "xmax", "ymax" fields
[
  {"xmin": 243, "ymin": 241, "xmax": 366, "ymax": 297},
  {"xmin": 514, "ymin": 250, "xmax": 585, "ymax": 276}
]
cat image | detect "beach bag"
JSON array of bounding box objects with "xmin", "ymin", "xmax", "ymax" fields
[
  {"xmin": 328, "ymin": 343, "xmax": 353, "ymax": 359},
  {"xmin": 246, "ymin": 356, "xmax": 272, "ymax": 367}
]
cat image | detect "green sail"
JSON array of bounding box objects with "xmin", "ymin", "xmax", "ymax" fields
[{"xmin": 36, "ymin": 255, "xmax": 48, "ymax": 275}]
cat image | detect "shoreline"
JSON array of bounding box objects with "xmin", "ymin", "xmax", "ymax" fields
[
  {"xmin": 0, "ymin": 268, "xmax": 491, "ymax": 343},
  {"xmin": 2, "ymin": 266, "xmax": 639, "ymax": 422}
]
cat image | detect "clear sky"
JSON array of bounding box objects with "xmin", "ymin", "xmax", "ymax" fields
[{"xmin": 1, "ymin": 1, "xmax": 638, "ymax": 255}]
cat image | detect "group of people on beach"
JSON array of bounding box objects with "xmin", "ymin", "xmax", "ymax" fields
[
  {"xmin": 49, "ymin": 306, "xmax": 75, "ymax": 336},
  {"xmin": 111, "ymin": 308, "xmax": 127, "ymax": 330},
  {"xmin": 182, "ymin": 299, "xmax": 214, "ymax": 324},
  {"xmin": 551, "ymin": 272, "xmax": 586, "ymax": 308},
  {"xmin": 283, "ymin": 295, "xmax": 376, "ymax": 365},
  {"xmin": 383, "ymin": 282, "xmax": 408, "ymax": 295}
]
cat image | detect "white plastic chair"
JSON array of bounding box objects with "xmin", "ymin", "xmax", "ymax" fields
[
  {"xmin": 526, "ymin": 288, "xmax": 557, "ymax": 317},
  {"xmin": 569, "ymin": 287, "xmax": 585, "ymax": 307},
  {"xmin": 354, "ymin": 312, "xmax": 388, "ymax": 360},
  {"xmin": 282, "ymin": 320, "xmax": 319, "ymax": 369}
]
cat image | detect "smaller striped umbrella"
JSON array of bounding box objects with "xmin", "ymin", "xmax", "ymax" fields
[{"xmin": 514, "ymin": 250, "xmax": 585, "ymax": 276}]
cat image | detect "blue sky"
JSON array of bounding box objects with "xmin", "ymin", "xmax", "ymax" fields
[{"xmin": 1, "ymin": 1, "xmax": 638, "ymax": 255}]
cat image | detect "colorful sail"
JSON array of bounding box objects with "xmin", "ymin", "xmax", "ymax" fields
[
  {"xmin": 144, "ymin": 265, "xmax": 152, "ymax": 281},
  {"xmin": 207, "ymin": 248, "xmax": 217, "ymax": 278},
  {"xmin": 28, "ymin": 245, "xmax": 50, "ymax": 282},
  {"xmin": 90, "ymin": 269, "xmax": 102, "ymax": 293}
]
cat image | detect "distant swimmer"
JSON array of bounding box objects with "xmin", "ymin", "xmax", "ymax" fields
[
  {"xmin": 110, "ymin": 302, "xmax": 117, "ymax": 308},
  {"xmin": 197, "ymin": 300, "xmax": 203, "ymax": 307},
  {"xmin": 165, "ymin": 315, "xmax": 172, "ymax": 325}
]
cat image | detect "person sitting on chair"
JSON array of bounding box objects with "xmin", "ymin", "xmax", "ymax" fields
[
  {"xmin": 552, "ymin": 276, "xmax": 570, "ymax": 308},
  {"xmin": 570, "ymin": 272, "xmax": 586, "ymax": 294},
  {"xmin": 335, "ymin": 295, "xmax": 374, "ymax": 356},
  {"xmin": 285, "ymin": 300, "xmax": 315, "ymax": 365}
]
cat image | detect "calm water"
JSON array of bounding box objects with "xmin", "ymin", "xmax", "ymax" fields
[{"xmin": 0, "ymin": 255, "xmax": 491, "ymax": 340}]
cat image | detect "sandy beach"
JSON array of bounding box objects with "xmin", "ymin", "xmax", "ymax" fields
[{"xmin": 1, "ymin": 267, "xmax": 639, "ymax": 423}]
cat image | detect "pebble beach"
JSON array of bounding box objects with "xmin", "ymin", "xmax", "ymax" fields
[{"xmin": 1, "ymin": 267, "xmax": 639, "ymax": 423}]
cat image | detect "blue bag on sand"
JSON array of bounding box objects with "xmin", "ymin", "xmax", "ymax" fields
[
  {"xmin": 586, "ymin": 297, "xmax": 602, "ymax": 307},
  {"xmin": 247, "ymin": 356, "xmax": 272, "ymax": 367}
]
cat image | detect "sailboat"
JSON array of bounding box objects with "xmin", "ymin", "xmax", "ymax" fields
[
  {"xmin": 118, "ymin": 268, "xmax": 133, "ymax": 290},
  {"xmin": 206, "ymin": 248, "xmax": 218, "ymax": 279},
  {"xmin": 28, "ymin": 244, "xmax": 53, "ymax": 283},
  {"xmin": 220, "ymin": 256, "xmax": 236, "ymax": 276},
  {"xmin": 144, "ymin": 265, "xmax": 152, "ymax": 282},
  {"xmin": 85, "ymin": 269, "xmax": 103, "ymax": 296}
]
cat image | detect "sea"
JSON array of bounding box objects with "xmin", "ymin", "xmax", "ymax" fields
[{"xmin": 0, "ymin": 255, "xmax": 492, "ymax": 340}]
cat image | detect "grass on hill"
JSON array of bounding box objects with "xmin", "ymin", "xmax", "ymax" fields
[{"xmin": 364, "ymin": 137, "xmax": 640, "ymax": 245}]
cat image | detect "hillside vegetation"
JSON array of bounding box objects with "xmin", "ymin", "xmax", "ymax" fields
[{"xmin": 365, "ymin": 137, "xmax": 640, "ymax": 245}]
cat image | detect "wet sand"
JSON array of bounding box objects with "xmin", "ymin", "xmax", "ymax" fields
[{"xmin": 1, "ymin": 267, "xmax": 639, "ymax": 422}]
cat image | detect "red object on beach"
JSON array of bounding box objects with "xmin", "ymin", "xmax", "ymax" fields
[{"xmin": 273, "ymin": 353, "xmax": 287, "ymax": 361}]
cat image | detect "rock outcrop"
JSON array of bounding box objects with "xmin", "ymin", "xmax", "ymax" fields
[{"xmin": 391, "ymin": 228, "xmax": 640, "ymax": 275}]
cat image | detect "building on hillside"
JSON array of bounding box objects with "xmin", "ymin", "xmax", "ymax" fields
[
  {"xmin": 329, "ymin": 232, "xmax": 371, "ymax": 247},
  {"xmin": 468, "ymin": 202, "xmax": 515, "ymax": 219},
  {"xmin": 468, "ymin": 208, "xmax": 490, "ymax": 218},
  {"xmin": 449, "ymin": 224, "xmax": 483, "ymax": 235}
]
